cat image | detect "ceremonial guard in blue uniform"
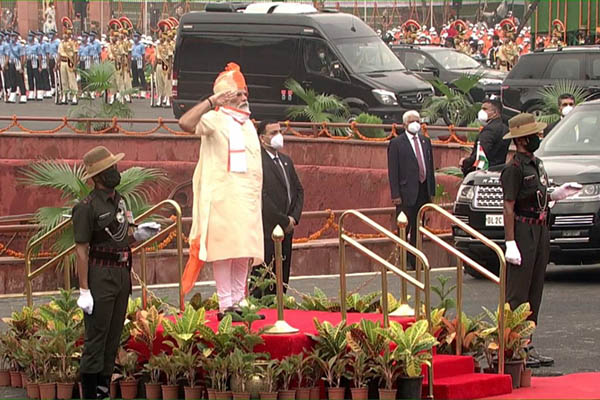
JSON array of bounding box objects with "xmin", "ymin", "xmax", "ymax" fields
[
  {"xmin": 7, "ymin": 31, "xmax": 26, "ymax": 104},
  {"xmin": 38, "ymin": 31, "xmax": 52, "ymax": 98},
  {"xmin": 0, "ymin": 31, "xmax": 8, "ymax": 101},
  {"xmin": 25, "ymin": 31, "xmax": 43, "ymax": 100},
  {"xmin": 131, "ymin": 32, "xmax": 146, "ymax": 99},
  {"xmin": 48, "ymin": 29, "xmax": 60, "ymax": 96}
]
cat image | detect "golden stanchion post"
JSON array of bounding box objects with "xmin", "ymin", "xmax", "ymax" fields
[
  {"xmin": 390, "ymin": 212, "xmax": 415, "ymax": 317},
  {"xmin": 141, "ymin": 248, "xmax": 148, "ymax": 310},
  {"xmin": 264, "ymin": 225, "xmax": 299, "ymax": 334}
]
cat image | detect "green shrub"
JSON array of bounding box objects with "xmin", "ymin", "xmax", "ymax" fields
[{"xmin": 353, "ymin": 113, "xmax": 387, "ymax": 138}]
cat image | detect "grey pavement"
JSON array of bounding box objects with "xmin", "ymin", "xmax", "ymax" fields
[{"xmin": 1, "ymin": 263, "xmax": 598, "ymax": 400}]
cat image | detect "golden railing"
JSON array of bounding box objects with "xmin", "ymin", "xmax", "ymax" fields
[
  {"xmin": 24, "ymin": 199, "xmax": 185, "ymax": 310},
  {"xmin": 416, "ymin": 203, "xmax": 506, "ymax": 375},
  {"xmin": 338, "ymin": 210, "xmax": 434, "ymax": 400}
]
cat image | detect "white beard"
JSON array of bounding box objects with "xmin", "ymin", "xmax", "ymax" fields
[{"xmin": 239, "ymin": 103, "xmax": 251, "ymax": 114}]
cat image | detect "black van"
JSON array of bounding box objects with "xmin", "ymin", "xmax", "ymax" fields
[{"xmin": 172, "ymin": 6, "xmax": 434, "ymax": 122}]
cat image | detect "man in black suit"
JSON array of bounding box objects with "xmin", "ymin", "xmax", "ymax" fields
[
  {"xmin": 543, "ymin": 93, "xmax": 574, "ymax": 137},
  {"xmin": 251, "ymin": 120, "xmax": 304, "ymax": 297},
  {"xmin": 387, "ymin": 110, "xmax": 436, "ymax": 266},
  {"xmin": 461, "ymin": 98, "xmax": 510, "ymax": 176}
]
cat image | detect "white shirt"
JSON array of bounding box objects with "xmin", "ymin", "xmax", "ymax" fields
[{"xmin": 405, "ymin": 130, "xmax": 427, "ymax": 176}]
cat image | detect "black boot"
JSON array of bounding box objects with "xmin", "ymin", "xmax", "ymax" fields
[
  {"xmin": 81, "ymin": 373, "xmax": 98, "ymax": 400},
  {"xmin": 97, "ymin": 375, "xmax": 111, "ymax": 399}
]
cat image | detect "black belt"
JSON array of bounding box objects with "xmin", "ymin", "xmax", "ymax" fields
[
  {"xmin": 515, "ymin": 215, "xmax": 547, "ymax": 225},
  {"xmin": 89, "ymin": 247, "xmax": 131, "ymax": 268}
]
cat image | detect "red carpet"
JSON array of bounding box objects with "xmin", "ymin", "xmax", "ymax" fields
[{"xmin": 482, "ymin": 373, "xmax": 600, "ymax": 399}]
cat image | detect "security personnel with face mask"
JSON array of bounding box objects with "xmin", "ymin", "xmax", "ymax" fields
[
  {"xmin": 501, "ymin": 113, "xmax": 581, "ymax": 369},
  {"xmin": 73, "ymin": 146, "xmax": 160, "ymax": 399}
]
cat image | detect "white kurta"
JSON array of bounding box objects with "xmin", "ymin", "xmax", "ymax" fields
[{"xmin": 189, "ymin": 110, "xmax": 264, "ymax": 265}]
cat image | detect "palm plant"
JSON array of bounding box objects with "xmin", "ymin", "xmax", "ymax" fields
[
  {"xmin": 537, "ymin": 80, "xmax": 589, "ymax": 124},
  {"xmin": 284, "ymin": 78, "xmax": 349, "ymax": 136},
  {"xmin": 422, "ymin": 74, "xmax": 483, "ymax": 126},
  {"xmin": 70, "ymin": 62, "xmax": 135, "ymax": 131},
  {"xmin": 18, "ymin": 160, "xmax": 166, "ymax": 266}
]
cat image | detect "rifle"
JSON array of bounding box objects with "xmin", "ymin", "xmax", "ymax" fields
[
  {"xmin": 150, "ymin": 68, "xmax": 155, "ymax": 107},
  {"xmin": 54, "ymin": 65, "xmax": 62, "ymax": 104},
  {"xmin": 0, "ymin": 68, "xmax": 5, "ymax": 102}
]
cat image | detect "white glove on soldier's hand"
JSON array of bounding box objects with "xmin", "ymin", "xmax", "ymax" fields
[
  {"xmin": 505, "ymin": 240, "xmax": 522, "ymax": 266},
  {"xmin": 133, "ymin": 222, "xmax": 161, "ymax": 242},
  {"xmin": 77, "ymin": 288, "xmax": 94, "ymax": 315},
  {"xmin": 550, "ymin": 182, "xmax": 583, "ymax": 201}
]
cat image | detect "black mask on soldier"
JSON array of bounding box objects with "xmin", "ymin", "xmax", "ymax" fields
[
  {"xmin": 99, "ymin": 167, "xmax": 121, "ymax": 188},
  {"xmin": 525, "ymin": 135, "xmax": 541, "ymax": 153}
]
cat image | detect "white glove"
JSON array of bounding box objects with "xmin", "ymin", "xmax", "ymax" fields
[
  {"xmin": 550, "ymin": 182, "xmax": 582, "ymax": 201},
  {"xmin": 77, "ymin": 288, "xmax": 94, "ymax": 315},
  {"xmin": 133, "ymin": 221, "xmax": 161, "ymax": 242},
  {"xmin": 505, "ymin": 240, "xmax": 522, "ymax": 266}
]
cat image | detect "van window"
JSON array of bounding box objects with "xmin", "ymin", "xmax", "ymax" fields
[
  {"xmin": 403, "ymin": 51, "xmax": 435, "ymax": 71},
  {"xmin": 543, "ymin": 54, "xmax": 584, "ymax": 80},
  {"xmin": 335, "ymin": 37, "xmax": 406, "ymax": 74},
  {"xmin": 587, "ymin": 54, "xmax": 600, "ymax": 79},
  {"xmin": 506, "ymin": 54, "xmax": 551, "ymax": 79},
  {"xmin": 179, "ymin": 36, "xmax": 241, "ymax": 72},
  {"xmin": 303, "ymin": 39, "xmax": 344, "ymax": 79},
  {"xmin": 242, "ymin": 37, "xmax": 298, "ymax": 76}
]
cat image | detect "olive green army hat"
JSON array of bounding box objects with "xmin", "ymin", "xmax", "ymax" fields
[
  {"xmin": 82, "ymin": 146, "xmax": 124, "ymax": 180},
  {"xmin": 503, "ymin": 113, "xmax": 547, "ymax": 140}
]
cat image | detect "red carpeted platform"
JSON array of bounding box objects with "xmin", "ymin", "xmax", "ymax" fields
[
  {"xmin": 482, "ymin": 372, "xmax": 600, "ymax": 399},
  {"xmin": 128, "ymin": 309, "xmax": 514, "ymax": 399}
]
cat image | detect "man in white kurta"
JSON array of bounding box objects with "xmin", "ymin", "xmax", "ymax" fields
[{"xmin": 179, "ymin": 63, "xmax": 264, "ymax": 315}]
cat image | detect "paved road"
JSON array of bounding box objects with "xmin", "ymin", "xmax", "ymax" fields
[{"xmin": 1, "ymin": 263, "xmax": 598, "ymax": 399}]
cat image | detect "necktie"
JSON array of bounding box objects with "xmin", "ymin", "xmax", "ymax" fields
[
  {"xmin": 413, "ymin": 135, "xmax": 426, "ymax": 183},
  {"xmin": 274, "ymin": 155, "xmax": 292, "ymax": 207}
]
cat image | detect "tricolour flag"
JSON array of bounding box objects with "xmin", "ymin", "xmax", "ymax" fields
[{"xmin": 474, "ymin": 143, "xmax": 489, "ymax": 170}]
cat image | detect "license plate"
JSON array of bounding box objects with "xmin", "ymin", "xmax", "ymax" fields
[{"xmin": 486, "ymin": 214, "xmax": 504, "ymax": 226}]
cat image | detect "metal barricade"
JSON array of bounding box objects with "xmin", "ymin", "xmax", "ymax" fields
[{"xmin": 416, "ymin": 203, "xmax": 506, "ymax": 374}]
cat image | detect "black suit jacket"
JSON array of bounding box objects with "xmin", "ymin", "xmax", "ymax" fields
[
  {"xmin": 261, "ymin": 148, "xmax": 304, "ymax": 237},
  {"xmin": 543, "ymin": 119, "xmax": 560, "ymax": 137},
  {"xmin": 387, "ymin": 131, "xmax": 436, "ymax": 207},
  {"xmin": 461, "ymin": 118, "xmax": 510, "ymax": 175}
]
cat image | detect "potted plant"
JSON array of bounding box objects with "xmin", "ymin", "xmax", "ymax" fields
[
  {"xmin": 117, "ymin": 348, "xmax": 139, "ymax": 400},
  {"xmin": 257, "ymin": 359, "xmax": 279, "ymax": 400},
  {"xmin": 18, "ymin": 338, "xmax": 41, "ymax": 399},
  {"xmin": 155, "ymin": 352, "xmax": 182, "ymax": 400},
  {"xmin": 303, "ymin": 356, "xmax": 322, "ymax": 400},
  {"xmin": 143, "ymin": 354, "xmax": 163, "ymax": 400},
  {"xmin": 2, "ymin": 334, "xmax": 23, "ymax": 388},
  {"xmin": 228, "ymin": 348, "xmax": 259, "ymax": 400},
  {"xmin": 373, "ymin": 349, "xmax": 400, "ymax": 400},
  {"xmin": 382, "ymin": 320, "xmax": 437, "ymax": 400},
  {"xmin": 175, "ymin": 347, "xmax": 203, "ymax": 400},
  {"xmin": 346, "ymin": 319, "xmax": 387, "ymax": 399},
  {"xmin": 277, "ymin": 354, "xmax": 301, "ymax": 400},
  {"xmin": 0, "ymin": 333, "xmax": 10, "ymax": 387},
  {"xmin": 308, "ymin": 319, "xmax": 350, "ymax": 361},
  {"xmin": 481, "ymin": 303, "xmax": 536, "ymax": 389},
  {"xmin": 294, "ymin": 353, "xmax": 313, "ymax": 400},
  {"xmin": 36, "ymin": 335, "xmax": 58, "ymax": 400},
  {"xmin": 212, "ymin": 355, "xmax": 231, "ymax": 400},
  {"xmin": 347, "ymin": 352, "xmax": 372, "ymax": 400},
  {"xmin": 312, "ymin": 351, "xmax": 349, "ymax": 400},
  {"xmin": 438, "ymin": 312, "xmax": 486, "ymax": 369}
]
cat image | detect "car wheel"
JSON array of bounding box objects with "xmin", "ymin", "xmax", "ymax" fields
[
  {"xmin": 346, "ymin": 107, "xmax": 363, "ymax": 136},
  {"xmin": 525, "ymin": 103, "xmax": 544, "ymax": 118},
  {"xmin": 464, "ymin": 257, "xmax": 500, "ymax": 279}
]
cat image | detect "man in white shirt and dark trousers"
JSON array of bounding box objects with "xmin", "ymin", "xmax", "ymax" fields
[
  {"xmin": 387, "ymin": 110, "xmax": 436, "ymax": 268},
  {"xmin": 252, "ymin": 120, "xmax": 304, "ymax": 297}
]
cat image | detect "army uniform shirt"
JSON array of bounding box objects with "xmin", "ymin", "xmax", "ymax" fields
[{"xmin": 501, "ymin": 152, "xmax": 549, "ymax": 219}]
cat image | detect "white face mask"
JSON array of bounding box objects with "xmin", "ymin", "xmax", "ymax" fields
[
  {"xmin": 478, "ymin": 109, "xmax": 489, "ymax": 123},
  {"xmin": 561, "ymin": 105, "xmax": 573, "ymax": 116},
  {"xmin": 270, "ymin": 133, "xmax": 284, "ymax": 150},
  {"xmin": 407, "ymin": 121, "xmax": 421, "ymax": 134}
]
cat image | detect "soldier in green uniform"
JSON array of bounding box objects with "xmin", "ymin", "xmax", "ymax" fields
[
  {"xmin": 73, "ymin": 146, "xmax": 160, "ymax": 399},
  {"xmin": 501, "ymin": 113, "xmax": 581, "ymax": 369}
]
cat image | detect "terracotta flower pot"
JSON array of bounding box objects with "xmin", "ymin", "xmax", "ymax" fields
[
  {"xmin": 162, "ymin": 384, "xmax": 180, "ymax": 400},
  {"xmin": 110, "ymin": 381, "xmax": 119, "ymax": 399},
  {"xmin": 120, "ymin": 380, "xmax": 138, "ymax": 399},
  {"xmin": 279, "ymin": 389, "xmax": 296, "ymax": 400},
  {"xmin": 309, "ymin": 387, "xmax": 320, "ymax": 400},
  {"xmin": 22, "ymin": 372, "xmax": 28, "ymax": 386},
  {"xmin": 207, "ymin": 388, "xmax": 217, "ymax": 400},
  {"xmin": 326, "ymin": 387, "xmax": 344, "ymax": 400},
  {"xmin": 0, "ymin": 370, "xmax": 11, "ymax": 386},
  {"xmin": 215, "ymin": 391, "xmax": 232, "ymax": 400},
  {"xmin": 57, "ymin": 382, "xmax": 74, "ymax": 399},
  {"xmin": 520, "ymin": 368, "xmax": 532, "ymax": 388},
  {"xmin": 378, "ymin": 388, "xmax": 396, "ymax": 400},
  {"xmin": 232, "ymin": 392, "xmax": 250, "ymax": 400},
  {"xmin": 10, "ymin": 370, "xmax": 22, "ymax": 388},
  {"xmin": 145, "ymin": 382, "xmax": 163, "ymax": 400},
  {"xmin": 351, "ymin": 387, "xmax": 368, "ymax": 400},
  {"xmin": 260, "ymin": 391, "xmax": 278, "ymax": 400},
  {"xmin": 296, "ymin": 388, "xmax": 311, "ymax": 400},
  {"xmin": 39, "ymin": 382, "xmax": 57, "ymax": 400},
  {"xmin": 27, "ymin": 382, "xmax": 40, "ymax": 399},
  {"xmin": 186, "ymin": 386, "xmax": 205, "ymax": 400}
]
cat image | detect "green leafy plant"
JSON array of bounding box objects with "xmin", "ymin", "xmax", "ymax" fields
[
  {"xmin": 346, "ymin": 352, "xmax": 373, "ymax": 389},
  {"xmin": 422, "ymin": 74, "xmax": 483, "ymax": 126},
  {"xmin": 190, "ymin": 292, "xmax": 220, "ymax": 311},
  {"xmin": 480, "ymin": 302, "xmax": 536, "ymax": 362},
  {"xmin": 373, "ymin": 348, "xmax": 401, "ymax": 390},
  {"xmin": 309, "ymin": 319, "xmax": 350, "ymax": 360},
  {"xmin": 277, "ymin": 354, "xmax": 302, "ymax": 391},
  {"xmin": 257, "ymin": 359, "xmax": 280, "ymax": 393},
  {"xmin": 18, "ymin": 160, "xmax": 167, "ymax": 263},
  {"xmin": 285, "ymin": 78, "xmax": 349, "ymax": 136},
  {"xmin": 537, "ymin": 80, "xmax": 589, "ymax": 124},
  {"xmin": 173, "ymin": 347, "xmax": 201, "ymax": 388},
  {"xmin": 162, "ymin": 306, "xmax": 208, "ymax": 352},
  {"xmin": 211, "ymin": 354, "xmax": 230, "ymax": 392},
  {"xmin": 381, "ymin": 320, "xmax": 438, "ymax": 378},
  {"xmin": 431, "ymin": 275, "xmax": 457, "ymax": 312},
  {"xmin": 346, "ymin": 319, "xmax": 387, "ymax": 360},
  {"xmin": 300, "ymin": 287, "xmax": 340, "ymax": 312},
  {"xmin": 130, "ymin": 306, "xmax": 165, "ymax": 356},
  {"xmin": 116, "ymin": 347, "xmax": 139, "ymax": 382},
  {"xmin": 313, "ymin": 351, "xmax": 349, "ymax": 389},
  {"xmin": 143, "ymin": 354, "xmax": 163, "ymax": 385},
  {"xmin": 346, "ymin": 292, "xmax": 380, "ymax": 313},
  {"xmin": 229, "ymin": 348, "xmax": 259, "ymax": 392},
  {"xmin": 154, "ymin": 352, "xmax": 182, "ymax": 386},
  {"xmin": 353, "ymin": 113, "xmax": 387, "ymax": 138},
  {"xmin": 438, "ymin": 312, "xmax": 485, "ymax": 356}
]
